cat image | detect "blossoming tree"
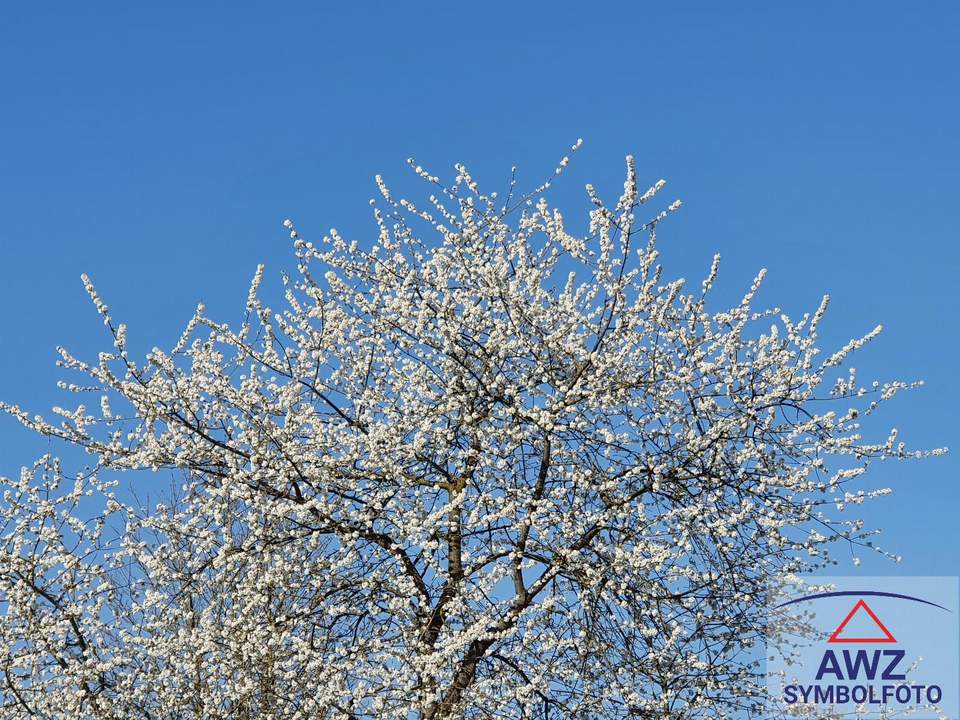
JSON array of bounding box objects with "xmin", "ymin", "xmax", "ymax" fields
[{"xmin": 0, "ymin": 145, "xmax": 940, "ymax": 719}]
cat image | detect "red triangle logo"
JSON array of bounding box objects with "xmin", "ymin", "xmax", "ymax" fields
[{"xmin": 828, "ymin": 599, "xmax": 896, "ymax": 643}]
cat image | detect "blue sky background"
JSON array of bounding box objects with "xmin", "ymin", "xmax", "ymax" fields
[{"xmin": 1, "ymin": 3, "xmax": 957, "ymax": 581}]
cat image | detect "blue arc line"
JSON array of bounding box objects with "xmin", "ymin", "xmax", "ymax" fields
[{"xmin": 775, "ymin": 590, "xmax": 951, "ymax": 612}]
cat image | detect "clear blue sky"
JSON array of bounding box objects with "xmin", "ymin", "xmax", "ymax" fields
[{"xmin": 1, "ymin": 3, "xmax": 957, "ymax": 578}]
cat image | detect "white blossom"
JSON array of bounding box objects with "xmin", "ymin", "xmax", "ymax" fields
[{"xmin": 0, "ymin": 151, "xmax": 942, "ymax": 720}]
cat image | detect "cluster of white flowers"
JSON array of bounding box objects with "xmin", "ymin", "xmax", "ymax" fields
[{"xmin": 0, "ymin": 149, "xmax": 942, "ymax": 719}]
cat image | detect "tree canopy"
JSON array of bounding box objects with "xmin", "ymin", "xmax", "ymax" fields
[{"xmin": 0, "ymin": 147, "xmax": 938, "ymax": 719}]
